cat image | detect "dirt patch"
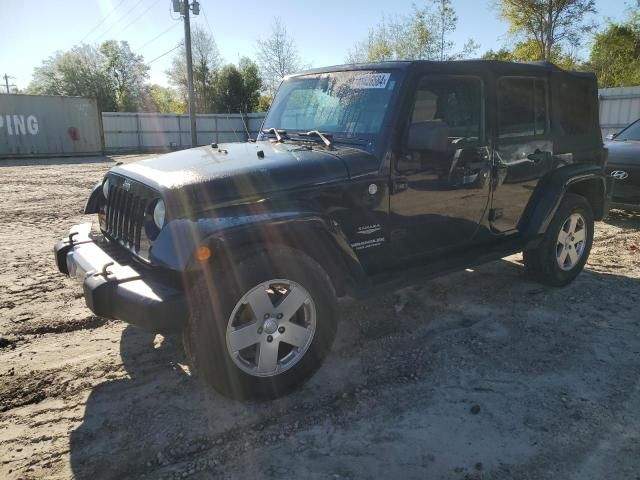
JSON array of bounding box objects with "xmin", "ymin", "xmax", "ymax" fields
[
  {"xmin": 12, "ymin": 316, "xmax": 111, "ymax": 336},
  {"xmin": 0, "ymin": 155, "xmax": 639, "ymax": 480}
]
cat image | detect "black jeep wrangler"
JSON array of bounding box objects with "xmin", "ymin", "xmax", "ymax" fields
[{"xmin": 55, "ymin": 60, "xmax": 611, "ymax": 399}]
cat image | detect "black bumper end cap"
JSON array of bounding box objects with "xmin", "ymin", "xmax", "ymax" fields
[{"xmin": 84, "ymin": 274, "xmax": 186, "ymax": 333}]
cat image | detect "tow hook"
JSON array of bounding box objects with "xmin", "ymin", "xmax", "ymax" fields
[{"xmin": 97, "ymin": 262, "xmax": 114, "ymax": 278}]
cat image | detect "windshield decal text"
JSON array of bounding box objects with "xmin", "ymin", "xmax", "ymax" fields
[{"xmin": 351, "ymin": 73, "xmax": 391, "ymax": 90}]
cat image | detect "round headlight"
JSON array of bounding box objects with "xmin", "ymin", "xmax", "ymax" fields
[
  {"xmin": 102, "ymin": 178, "xmax": 110, "ymax": 199},
  {"xmin": 153, "ymin": 200, "xmax": 166, "ymax": 229}
]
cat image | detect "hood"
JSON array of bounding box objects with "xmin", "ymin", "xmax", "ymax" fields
[
  {"xmin": 606, "ymin": 140, "xmax": 640, "ymax": 167},
  {"xmin": 109, "ymin": 141, "xmax": 375, "ymax": 208}
]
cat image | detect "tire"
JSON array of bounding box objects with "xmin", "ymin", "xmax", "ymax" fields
[
  {"xmin": 523, "ymin": 193, "xmax": 594, "ymax": 287},
  {"xmin": 183, "ymin": 247, "xmax": 338, "ymax": 400}
]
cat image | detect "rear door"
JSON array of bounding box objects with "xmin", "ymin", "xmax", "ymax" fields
[{"xmin": 490, "ymin": 76, "xmax": 553, "ymax": 233}]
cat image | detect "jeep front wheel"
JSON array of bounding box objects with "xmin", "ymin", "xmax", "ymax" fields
[
  {"xmin": 184, "ymin": 248, "xmax": 338, "ymax": 400},
  {"xmin": 523, "ymin": 193, "xmax": 594, "ymax": 287}
]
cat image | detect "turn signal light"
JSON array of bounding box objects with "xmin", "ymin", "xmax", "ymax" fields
[{"xmin": 195, "ymin": 245, "xmax": 211, "ymax": 261}]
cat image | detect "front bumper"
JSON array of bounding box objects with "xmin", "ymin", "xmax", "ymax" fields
[{"xmin": 54, "ymin": 223, "xmax": 187, "ymax": 332}]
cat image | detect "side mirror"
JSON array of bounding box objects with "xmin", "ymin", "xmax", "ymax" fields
[
  {"xmin": 606, "ymin": 133, "xmax": 617, "ymax": 141},
  {"xmin": 407, "ymin": 121, "xmax": 449, "ymax": 152}
]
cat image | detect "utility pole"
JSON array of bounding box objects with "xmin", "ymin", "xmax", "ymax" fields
[
  {"xmin": 2, "ymin": 74, "xmax": 16, "ymax": 94},
  {"xmin": 173, "ymin": 0, "xmax": 199, "ymax": 147}
]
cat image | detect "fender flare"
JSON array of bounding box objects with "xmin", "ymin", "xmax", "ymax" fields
[
  {"xmin": 84, "ymin": 181, "xmax": 103, "ymax": 214},
  {"xmin": 518, "ymin": 164, "xmax": 609, "ymax": 244},
  {"xmin": 150, "ymin": 213, "xmax": 367, "ymax": 296}
]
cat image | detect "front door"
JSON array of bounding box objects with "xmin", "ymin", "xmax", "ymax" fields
[
  {"xmin": 490, "ymin": 76, "xmax": 553, "ymax": 233},
  {"xmin": 389, "ymin": 75, "xmax": 492, "ymax": 259}
]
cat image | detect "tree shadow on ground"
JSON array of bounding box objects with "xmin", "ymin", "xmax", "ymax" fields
[{"xmin": 603, "ymin": 208, "xmax": 640, "ymax": 229}]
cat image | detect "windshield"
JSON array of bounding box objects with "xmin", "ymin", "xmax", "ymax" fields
[
  {"xmin": 615, "ymin": 120, "xmax": 640, "ymax": 141},
  {"xmin": 262, "ymin": 70, "xmax": 401, "ymax": 141}
]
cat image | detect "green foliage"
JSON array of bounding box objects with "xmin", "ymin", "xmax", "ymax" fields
[
  {"xmin": 482, "ymin": 39, "xmax": 581, "ymax": 69},
  {"xmin": 587, "ymin": 16, "xmax": 640, "ymax": 87},
  {"xmin": 27, "ymin": 41, "xmax": 149, "ymax": 112},
  {"xmin": 256, "ymin": 95, "xmax": 272, "ymax": 112},
  {"xmin": 28, "ymin": 44, "xmax": 117, "ymax": 112},
  {"xmin": 145, "ymin": 84, "xmax": 186, "ymax": 113},
  {"xmin": 481, "ymin": 48, "xmax": 514, "ymax": 61},
  {"xmin": 211, "ymin": 59, "xmax": 264, "ymax": 114},
  {"xmin": 211, "ymin": 65, "xmax": 245, "ymax": 113},
  {"xmin": 346, "ymin": 1, "xmax": 478, "ymax": 63},
  {"xmin": 497, "ymin": 0, "xmax": 596, "ymax": 61},
  {"xmin": 238, "ymin": 57, "xmax": 263, "ymax": 112},
  {"xmin": 100, "ymin": 41, "xmax": 149, "ymax": 111}
]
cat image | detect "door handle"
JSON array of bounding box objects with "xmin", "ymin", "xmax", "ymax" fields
[
  {"xmin": 527, "ymin": 149, "xmax": 548, "ymax": 163},
  {"xmin": 390, "ymin": 178, "xmax": 408, "ymax": 193}
]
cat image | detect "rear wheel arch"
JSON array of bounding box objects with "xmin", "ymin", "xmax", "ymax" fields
[
  {"xmin": 519, "ymin": 166, "xmax": 607, "ymax": 242},
  {"xmin": 565, "ymin": 177, "xmax": 606, "ymax": 220}
]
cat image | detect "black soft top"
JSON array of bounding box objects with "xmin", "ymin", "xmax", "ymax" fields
[
  {"xmin": 289, "ymin": 60, "xmax": 601, "ymax": 152},
  {"xmin": 291, "ymin": 59, "xmax": 595, "ymax": 82}
]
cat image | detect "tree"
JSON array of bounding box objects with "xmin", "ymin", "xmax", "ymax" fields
[
  {"xmin": 482, "ymin": 39, "xmax": 580, "ymax": 69},
  {"xmin": 211, "ymin": 59, "xmax": 263, "ymax": 114},
  {"xmin": 212, "ymin": 65, "xmax": 245, "ymax": 113},
  {"xmin": 28, "ymin": 45, "xmax": 117, "ymax": 112},
  {"xmin": 166, "ymin": 25, "xmax": 222, "ymax": 113},
  {"xmin": 497, "ymin": 0, "xmax": 596, "ymax": 61},
  {"xmin": 144, "ymin": 84, "xmax": 186, "ymax": 113},
  {"xmin": 100, "ymin": 40, "xmax": 149, "ymax": 111},
  {"xmin": 257, "ymin": 95, "xmax": 272, "ymax": 112},
  {"xmin": 238, "ymin": 57, "xmax": 262, "ymax": 113},
  {"xmin": 256, "ymin": 18, "xmax": 303, "ymax": 96},
  {"xmin": 434, "ymin": 0, "xmax": 457, "ymax": 61},
  {"xmin": 587, "ymin": 15, "xmax": 640, "ymax": 87},
  {"xmin": 346, "ymin": 2, "xmax": 478, "ymax": 63}
]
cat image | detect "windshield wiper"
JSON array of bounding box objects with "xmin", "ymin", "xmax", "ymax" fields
[
  {"xmin": 262, "ymin": 128, "xmax": 287, "ymax": 143},
  {"xmin": 294, "ymin": 130, "xmax": 335, "ymax": 150}
]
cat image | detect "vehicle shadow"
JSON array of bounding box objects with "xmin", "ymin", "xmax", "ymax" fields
[
  {"xmin": 67, "ymin": 257, "xmax": 640, "ymax": 480},
  {"xmin": 68, "ymin": 326, "xmax": 201, "ymax": 480},
  {"xmin": 604, "ymin": 208, "xmax": 640, "ymax": 229}
]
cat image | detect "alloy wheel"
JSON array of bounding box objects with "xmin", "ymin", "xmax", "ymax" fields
[
  {"xmin": 225, "ymin": 279, "xmax": 316, "ymax": 377},
  {"xmin": 556, "ymin": 213, "xmax": 587, "ymax": 271}
]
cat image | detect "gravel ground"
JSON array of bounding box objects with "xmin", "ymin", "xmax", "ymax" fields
[{"xmin": 1, "ymin": 155, "xmax": 639, "ymax": 480}]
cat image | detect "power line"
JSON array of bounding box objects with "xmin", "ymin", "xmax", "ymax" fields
[
  {"xmin": 147, "ymin": 44, "xmax": 182, "ymax": 64},
  {"xmin": 89, "ymin": 0, "xmax": 147, "ymax": 43},
  {"xmin": 79, "ymin": 0, "xmax": 128, "ymax": 43},
  {"xmin": 113, "ymin": 0, "xmax": 164, "ymax": 40},
  {"xmin": 134, "ymin": 20, "xmax": 180, "ymax": 53},
  {"xmin": 201, "ymin": 6, "xmax": 215, "ymax": 38}
]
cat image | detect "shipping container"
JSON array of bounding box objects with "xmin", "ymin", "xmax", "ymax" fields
[{"xmin": 0, "ymin": 94, "xmax": 103, "ymax": 158}]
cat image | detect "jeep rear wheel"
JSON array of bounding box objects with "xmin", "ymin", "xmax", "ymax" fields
[
  {"xmin": 523, "ymin": 193, "xmax": 594, "ymax": 287},
  {"xmin": 184, "ymin": 248, "xmax": 337, "ymax": 400}
]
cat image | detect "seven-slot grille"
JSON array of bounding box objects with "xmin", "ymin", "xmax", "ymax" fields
[{"xmin": 104, "ymin": 179, "xmax": 152, "ymax": 253}]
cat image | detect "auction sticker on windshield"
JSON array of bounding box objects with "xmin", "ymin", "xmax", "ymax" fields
[{"xmin": 351, "ymin": 73, "xmax": 391, "ymax": 89}]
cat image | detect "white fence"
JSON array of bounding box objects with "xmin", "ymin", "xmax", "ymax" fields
[
  {"xmin": 102, "ymin": 112, "xmax": 266, "ymax": 153},
  {"xmin": 102, "ymin": 89, "xmax": 640, "ymax": 153},
  {"xmin": 599, "ymin": 86, "xmax": 640, "ymax": 139}
]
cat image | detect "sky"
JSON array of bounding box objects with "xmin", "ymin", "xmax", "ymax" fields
[{"xmin": 0, "ymin": 0, "xmax": 635, "ymax": 91}]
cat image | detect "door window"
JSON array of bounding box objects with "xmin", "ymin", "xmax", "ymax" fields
[
  {"xmin": 409, "ymin": 76, "xmax": 483, "ymax": 142},
  {"xmin": 498, "ymin": 78, "xmax": 548, "ymax": 138}
]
